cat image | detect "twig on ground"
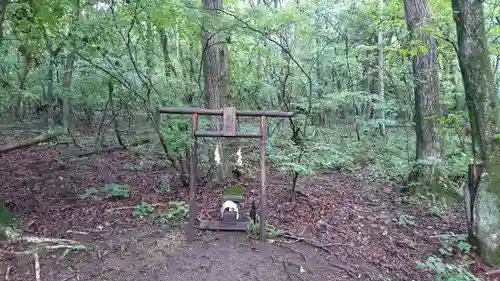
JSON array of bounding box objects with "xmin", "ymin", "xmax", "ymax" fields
[
  {"xmin": 105, "ymin": 203, "xmax": 166, "ymax": 213},
  {"xmin": 34, "ymin": 253, "xmax": 40, "ymax": 281},
  {"xmin": 282, "ymin": 232, "xmax": 348, "ymax": 253},
  {"xmin": 5, "ymin": 266, "xmax": 11, "ymax": 281},
  {"xmin": 12, "ymin": 236, "xmax": 80, "ymax": 245},
  {"xmin": 0, "ymin": 244, "xmax": 83, "ymax": 256},
  {"xmin": 61, "ymin": 274, "xmax": 77, "ymax": 281},
  {"xmin": 66, "ymin": 230, "xmax": 89, "ymax": 235},
  {"xmin": 75, "ymin": 138, "xmax": 150, "ymax": 158}
]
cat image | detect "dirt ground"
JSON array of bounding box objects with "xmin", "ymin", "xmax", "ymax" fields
[{"xmin": 0, "ymin": 121, "xmax": 492, "ymax": 281}]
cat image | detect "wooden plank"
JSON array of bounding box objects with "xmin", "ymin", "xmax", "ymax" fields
[
  {"xmin": 194, "ymin": 131, "xmax": 261, "ymax": 138},
  {"xmin": 223, "ymin": 107, "xmax": 237, "ymax": 136},
  {"xmin": 223, "ymin": 195, "xmax": 244, "ymax": 202},
  {"xmin": 198, "ymin": 220, "xmax": 248, "ymax": 232},
  {"xmin": 157, "ymin": 107, "xmax": 295, "ymax": 117}
]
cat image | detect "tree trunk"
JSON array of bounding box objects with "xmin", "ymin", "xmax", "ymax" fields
[
  {"xmin": 377, "ymin": 0, "xmax": 386, "ymax": 136},
  {"xmin": 11, "ymin": 47, "xmax": 30, "ymax": 120},
  {"xmin": 61, "ymin": 0, "xmax": 80, "ymax": 133},
  {"xmin": 61, "ymin": 53, "xmax": 75, "ymax": 131},
  {"xmin": 46, "ymin": 44, "xmax": 56, "ymax": 129},
  {"xmin": 403, "ymin": 0, "xmax": 442, "ymax": 189},
  {"xmin": 0, "ymin": 0, "xmax": 8, "ymax": 44},
  {"xmin": 159, "ymin": 28, "xmax": 176, "ymax": 80},
  {"xmin": 219, "ymin": 29, "xmax": 236, "ymax": 180},
  {"xmin": 452, "ymin": 0, "xmax": 499, "ymax": 266},
  {"xmin": 202, "ymin": 0, "xmax": 224, "ymax": 183}
]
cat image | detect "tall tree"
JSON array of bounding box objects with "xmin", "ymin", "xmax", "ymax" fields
[
  {"xmin": 61, "ymin": 0, "xmax": 80, "ymax": 134},
  {"xmin": 452, "ymin": 0, "xmax": 500, "ymax": 266},
  {"xmin": 202, "ymin": 0, "xmax": 226, "ymax": 182},
  {"xmin": 0, "ymin": 0, "xmax": 7, "ymax": 43},
  {"xmin": 403, "ymin": 0, "xmax": 442, "ymax": 189}
]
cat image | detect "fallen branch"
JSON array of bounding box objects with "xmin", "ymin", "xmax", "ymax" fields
[
  {"xmin": 1, "ymin": 225, "xmax": 81, "ymax": 245},
  {"xmin": 0, "ymin": 128, "xmax": 67, "ymax": 154},
  {"xmin": 75, "ymin": 138, "xmax": 150, "ymax": 157},
  {"xmin": 12, "ymin": 235, "xmax": 80, "ymax": 245},
  {"xmin": 282, "ymin": 232, "xmax": 349, "ymax": 253},
  {"xmin": 34, "ymin": 253, "xmax": 40, "ymax": 281},
  {"xmin": 0, "ymin": 244, "xmax": 83, "ymax": 256},
  {"xmin": 105, "ymin": 202, "xmax": 166, "ymax": 213}
]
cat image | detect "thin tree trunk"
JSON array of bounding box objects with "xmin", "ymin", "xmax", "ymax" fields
[
  {"xmin": 45, "ymin": 39, "xmax": 56, "ymax": 129},
  {"xmin": 11, "ymin": 48, "xmax": 30, "ymax": 120},
  {"xmin": 159, "ymin": 28, "xmax": 176, "ymax": 80},
  {"xmin": 377, "ymin": 0, "xmax": 386, "ymax": 136},
  {"xmin": 0, "ymin": 0, "xmax": 8, "ymax": 44},
  {"xmin": 61, "ymin": 0, "xmax": 80, "ymax": 133}
]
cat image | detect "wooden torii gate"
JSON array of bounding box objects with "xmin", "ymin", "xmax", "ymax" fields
[{"xmin": 157, "ymin": 107, "xmax": 294, "ymax": 242}]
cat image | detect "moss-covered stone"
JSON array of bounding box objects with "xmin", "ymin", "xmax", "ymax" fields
[{"xmin": 474, "ymin": 139, "xmax": 500, "ymax": 266}]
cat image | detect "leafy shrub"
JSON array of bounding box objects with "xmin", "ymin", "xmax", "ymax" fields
[
  {"xmin": 132, "ymin": 203, "xmax": 154, "ymax": 218},
  {"xmin": 416, "ymin": 256, "xmax": 480, "ymax": 281},
  {"xmin": 154, "ymin": 201, "xmax": 189, "ymax": 225},
  {"xmin": 104, "ymin": 183, "xmax": 130, "ymax": 198}
]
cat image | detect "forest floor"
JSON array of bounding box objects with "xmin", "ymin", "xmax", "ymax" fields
[{"xmin": 0, "ymin": 120, "xmax": 493, "ymax": 281}]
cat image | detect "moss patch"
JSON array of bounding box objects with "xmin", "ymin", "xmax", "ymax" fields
[{"xmin": 223, "ymin": 185, "xmax": 244, "ymax": 196}]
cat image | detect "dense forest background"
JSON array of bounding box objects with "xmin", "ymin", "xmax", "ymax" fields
[
  {"xmin": 1, "ymin": 0, "xmax": 498, "ymax": 185},
  {"xmin": 0, "ymin": 0, "xmax": 499, "ymax": 280}
]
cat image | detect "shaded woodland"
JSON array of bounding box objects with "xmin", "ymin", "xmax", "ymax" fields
[{"xmin": 0, "ymin": 0, "xmax": 499, "ymax": 280}]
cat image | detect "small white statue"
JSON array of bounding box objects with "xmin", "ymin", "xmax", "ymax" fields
[{"xmin": 220, "ymin": 200, "xmax": 239, "ymax": 220}]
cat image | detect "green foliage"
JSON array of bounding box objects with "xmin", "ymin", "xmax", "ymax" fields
[
  {"xmin": 416, "ymin": 256, "xmax": 480, "ymax": 281},
  {"xmin": 0, "ymin": 204, "xmax": 21, "ymax": 230},
  {"xmin": 154, "ymin": 201, "xmax": 189, "ymax": 225},
  {"xmin": 77, "ymin": 184, "xmax": 130, "ymax": 200},
  {"xmin": 77, "ymin": 188, "xmax": 100, "ymax": 200},
  {"xmin": 247, "ymin": 215, "xmax": 285, "ymax": 238},
  {"xmin": 155, "ymin": 181, "xmax": 171, "ymax": 195},
  {"xmin": 436, "ymin": 233, "xmax": 471, "ymax": 257},
  {"xmin": 59, "ymin": 244, "xmax": 88, "ymax": 260},
  {"xmin": 132, "ymin": 202, "xmax": 155, "ymax": 218},
  {"xmin": 396, "ymin": 214, "xmax": 416, "ymax": 227},
  {"xmin": 104, "ymin": 183, "xmax": 130, "ymax": 199}
]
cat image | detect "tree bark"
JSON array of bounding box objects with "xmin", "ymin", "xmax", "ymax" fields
[
  {"xmin": 61, "ymin": 0, "xmax": 80, "ymax": 134},
  {"xmin": 403, "ymin": 0, "xmax": 442, "ymax": 189},
  {"xmin": 11, "ymin": 46, "xmax": 31, "ymax": 120},
  {"xmin": 159, "ymin": 28, "xmax": 176, "ymax": 80},
  {"xmin": 452, "ymin": 0, "xmax": 499, "ymax": 266},
  {"xmin": 202, "ymin": 0, "xmax": 225, "ymax": 183},
  {"xmin": 0, "ymin": 0, "xmax": 8, "ymax": 44}
]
